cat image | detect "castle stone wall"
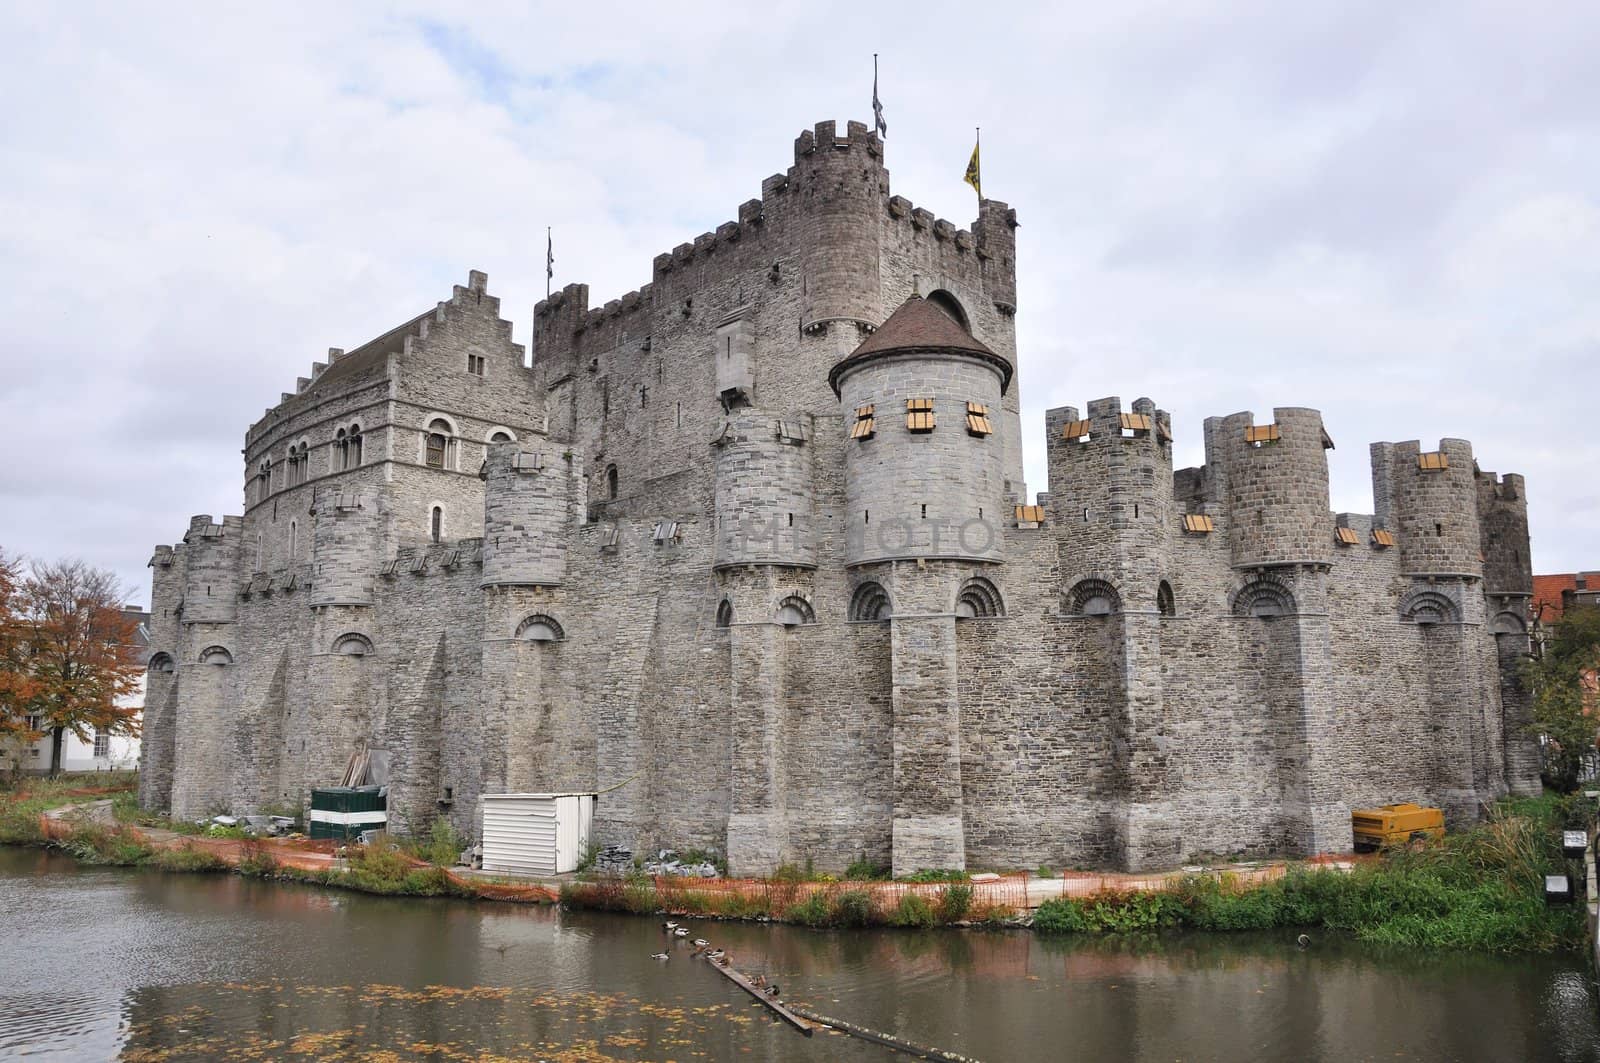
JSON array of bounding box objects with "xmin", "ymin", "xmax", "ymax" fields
[{"xmin": 139, "ymin": 120, "xmax": 1536, "ymax": 873}]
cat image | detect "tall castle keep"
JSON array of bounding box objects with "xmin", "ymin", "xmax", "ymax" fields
[{"xmin": 139, "ymin": 119, "xmax": 1540, "ymax": 874}]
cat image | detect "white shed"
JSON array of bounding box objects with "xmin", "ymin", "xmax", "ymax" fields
[{"xmin": 480, "ymin": 792, "xmax": 596, "ymax": 876}]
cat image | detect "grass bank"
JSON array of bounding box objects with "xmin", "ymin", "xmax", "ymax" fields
[
  {"xmin": 1032, "ymin": 794, "xmax": 1593, "ymax": 953},
  {"xmin": 7, "ymin": 780, "xmax": 1590, "ymax": 951},
  {"xmin": 0, "ymin": 775, "xmax": 548, "ymax": 904},
  {"xmin": 560, "ymin": 874, "xmax": 1012, "ymax": 929},
  {"xmin": 0, "ymin": 772, "xmax": 140, "ymax": 844}
]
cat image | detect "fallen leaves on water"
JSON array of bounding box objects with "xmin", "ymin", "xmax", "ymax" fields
[{"xmin": 117, "ymin": 980, "xmax": 799, "ymax": 1062}]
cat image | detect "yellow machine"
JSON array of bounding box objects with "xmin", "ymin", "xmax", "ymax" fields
[{"xmin": 1351, "ymin": 803, "xmax": 1445, "ymax": 851}]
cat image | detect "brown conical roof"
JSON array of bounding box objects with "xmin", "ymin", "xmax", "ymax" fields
[
  {"xmin": 851, "ymin": 295, "xmax": 996, "ymax": 359},
  {"xmin": 829, "ymin": 295, "xmax": 1012, "ymax": 395}
]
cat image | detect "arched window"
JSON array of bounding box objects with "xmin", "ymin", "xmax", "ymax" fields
[
  {"xmin": 335, "ymin": 428, "xmax": 349, "ymax": 471},
  {"xmin": 1400, "ymin": 589, "xmax": 1462, "ymax": 626},
  {"xmin": 430, "ymin": 505, "xmax": 444, "ymax": 543},
  {"xmin": 1489, "ymin": 610, "xmax": 1526, "ymax": 635},
  {"xmin": 515, "ymin": 614, "xmax": 565, "ymax": 641},
  {"xmin": 332, "ymin": 633, "xmax": 373, "ymax": 657},
  {"xmin": 1157, "ymin": 580, "xmax": 1176, "ymax": 617},
  {"xmin": 926, "ymin": 289, "xmax": 971, "ymax": 332},
  {"xmin": 488, "ymin": 429, "xmax": 514, "ymax": 444},
  {"xmin": 348, "ymin": 424, "xmax": 363, "ymax": 467},
  {"xmin": 1233, "ymin": 577, "xmax": 1295, "ymax": 619},
  {"xmin": 955, "ymin": 576, "xmax": 1004, "ymax": 619},
  {"xmin": 849, "ymin": 582, "xmax": 892, "ymax": 622},
  {"xmin": 606, "ymin": 463, "xmax": 619, "ymax": 500},
  {"xmin": 147, "ymin": 652, "xmax": 174, "ymax": 674},
  {"xmin": 715, "ymin": 599, "xmax": 734, "ymax": 628},
  {"xmin": 776, "ymin": 595, "xmax": 815, "ymax": 627},
  {"xmin": 198, "ymin": 645, "xmax": 233, "ymax": 666},
  {"xmin": 1066, "ymin": 578, "xmax": 1120, "ymax": 617},
  {"xmin": 426, "ymin": 418, "xmax": 454, "ymax": 470}
]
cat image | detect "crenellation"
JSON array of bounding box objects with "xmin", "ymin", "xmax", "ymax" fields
[{"xmin": 142, "ymin": 113, "xmax": 1537, "ymax": 874}]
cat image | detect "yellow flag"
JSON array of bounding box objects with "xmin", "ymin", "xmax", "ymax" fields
[{"xmin": 963, "ymin": 138, "xmax": 982, "ymax": 200}]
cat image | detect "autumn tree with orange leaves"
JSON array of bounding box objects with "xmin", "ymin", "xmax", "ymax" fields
[
  {"xmin": 1, "ymin": 555, "xmax": 142, "ymax": 776},
  {"xmin": 0, "ymin": 549, "xmax": 45, "ymax": 757}
]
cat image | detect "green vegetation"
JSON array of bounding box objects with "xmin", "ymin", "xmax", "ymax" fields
[
  {"xmin": 899, "ymin": 867, "xmax": 969, "ymax": 883},
  {"xmin": 1033, "ymin": 794, "xmax": 1593, "ymax": 952},
  {"xmin": 891, "ymin": 892, "xmax": 937, "ymax": 928},
  {"xmin": 1524, "ymin": 605, "xmax": 1600, "ymax": 792},
  {"xmin": 937, "ymin": 882, "xmax": 974, "ymax": 922},
  {"xmin": 149, "ymin": 843, "xmax": 230, "ymax": 873},
  {"xmin": 0, "ymin": 772, "xmax": 138, "ymax": 844},
  {"xmin": 844, "ymin": 856, "xmax": 890, "ymax": 881},
  {"xmin": 58, "ymin": 824, "xmax": 152, "ymax": 866},
  {"xmin": 402, "ymin": 816, "xmax": 466, "ymax": 868}
]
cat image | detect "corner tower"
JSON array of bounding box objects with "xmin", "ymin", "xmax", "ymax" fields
[{"xmin": 831, "ymin": 294, "xmax": 1013, "ymax": 874}]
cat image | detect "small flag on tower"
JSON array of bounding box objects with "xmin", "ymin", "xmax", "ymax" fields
[
  {"xmin": 545, "ymin": 227, "xmax": 554, "ymax": 297},
  {"xmin": 872, "ymin": 54, "xmax": 886, "ymax": 138},
  {"xmin": 963, "ymin": 128, "xmax": 982, "ymax": 200}
]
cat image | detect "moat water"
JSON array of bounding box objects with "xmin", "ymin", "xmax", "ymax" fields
[{"xmin": 2, "ymin": 848, "xmax": 1599, "ymax": 1062}]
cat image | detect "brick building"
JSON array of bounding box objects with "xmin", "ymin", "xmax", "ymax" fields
[{"xmin": 138, "ymin": 118, "xmax": 1540, "ymax": 874}]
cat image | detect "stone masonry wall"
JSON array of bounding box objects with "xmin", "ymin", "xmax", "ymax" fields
[{"xmin": 141, "ymin": 118, "xmax": 1532, "ymax": 876}]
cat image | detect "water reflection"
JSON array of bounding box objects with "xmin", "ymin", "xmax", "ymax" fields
[{"xmin": 1, "ymin": 849, "xmax": 1598, "ymax": 1062}]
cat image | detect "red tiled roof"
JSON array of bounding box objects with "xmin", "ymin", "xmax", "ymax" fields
[{"xmin": 1533, "ymin": 572, "xmax": 1599, "ymax": 622}]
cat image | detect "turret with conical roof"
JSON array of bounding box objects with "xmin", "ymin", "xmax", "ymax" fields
[{"xmin": 832, "ymin": 295, "xmax": 1012, "ymax": 567}]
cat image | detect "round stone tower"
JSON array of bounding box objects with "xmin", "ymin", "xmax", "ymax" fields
[
  {"xmin": 794, "ymin": 120, "xmax": 884, "ymax": 340},
  {"xmin": 1210, "ymin": 407, "xmax": 1334, "ymax": 569},
  {"xmin": 712, "ymin": 410, "xmax": 816, "ymax": 570},
  {"xmin": 481, "ymin": 441, "xmax": 569, "ymax": 587},
  {"xmin": 830, "ymin": 295, "xmax": 1013, "ymax": 567},
  {"xmin": 1377, "ymin": 439, "xmax": 1484, "ymax": 578}
]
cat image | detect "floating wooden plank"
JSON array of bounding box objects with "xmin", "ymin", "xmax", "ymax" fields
[
  {"xmin": 707, "ymin": 958, "xmax": 815, "ymax": 1036},
  {"xmin": 787, "ymin": 1004, "xmax": 982, "ymax": 1062}
]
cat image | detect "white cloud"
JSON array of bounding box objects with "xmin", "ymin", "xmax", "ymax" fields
[{"xmin": 0, "ymin": 0, "xmax": 1595, "ymax": 601}]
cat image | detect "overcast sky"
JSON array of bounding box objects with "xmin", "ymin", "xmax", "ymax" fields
[{"xmin": 1, "ymin": 2, "xmax": 1595, "ymax": 603}]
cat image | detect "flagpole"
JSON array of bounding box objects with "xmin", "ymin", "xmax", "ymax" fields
[{"xmin": 976, "ymin": 126, "xmax": 982, "ymax": 205}]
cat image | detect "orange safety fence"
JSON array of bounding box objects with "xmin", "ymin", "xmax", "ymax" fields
[
  {"xmin": 1048, "ymin": 863, "xmax": 1289, "ymax": 899},
  {"xmin": 447, "ymin": 870, "xmax": 560, "ymax": 903},
  {"xmin": 652, "ymin": 872, "xmax": 1032, "ymax": 916}
]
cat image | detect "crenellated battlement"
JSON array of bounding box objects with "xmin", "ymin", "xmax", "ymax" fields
[
  {"xmin": 1371, "ymin": 439, "xmax": 1483, "ymax": 578},
  {"xmin": 533, "ymin": 119, "xmax": 1016, "ymax": 363}
]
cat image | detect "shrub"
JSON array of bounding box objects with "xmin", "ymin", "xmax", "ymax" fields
[
  {"xmin": 771, "ymin": 862, "xmax": 810, "ymax": 883},
  {"xmin": 938, "ymin": 883, "xmax": 974, "ymax": 923},
  {"xmin": 844, "ymin": 856, "xmax": 890, "ymax": 881},
  {"xmin": 415, "ymin": 816, "xmax": 465, "ymax": 868},
  {"xmin": 831, "ymin": 889, "xmax": 875, "ymax": 927},
  {"xmin": 891, "ymin": 892, "xmax": 937, "ymax": 928},
  {"xmin": 203, "ymin": 823, "xmax": 249, "ymax": 840},
  {"xmin": 237, "ymin": 840, "xmax": 279, "ymax": 878},
  {"xmin": 1032, "ymin": 897, "xmax": 1089, "ymax": 934},
  {"xmin": 786, "ymin": 891, "xmax": 832, "ymax": 927},
  {"xmin": 900, "ymin": 868, "xmax": 968, "ymax": 883}
]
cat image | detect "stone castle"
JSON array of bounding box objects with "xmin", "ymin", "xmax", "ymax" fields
[{"xmin": 138, "ymin": 118, "xmax": 1541, "ymax": 874}]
